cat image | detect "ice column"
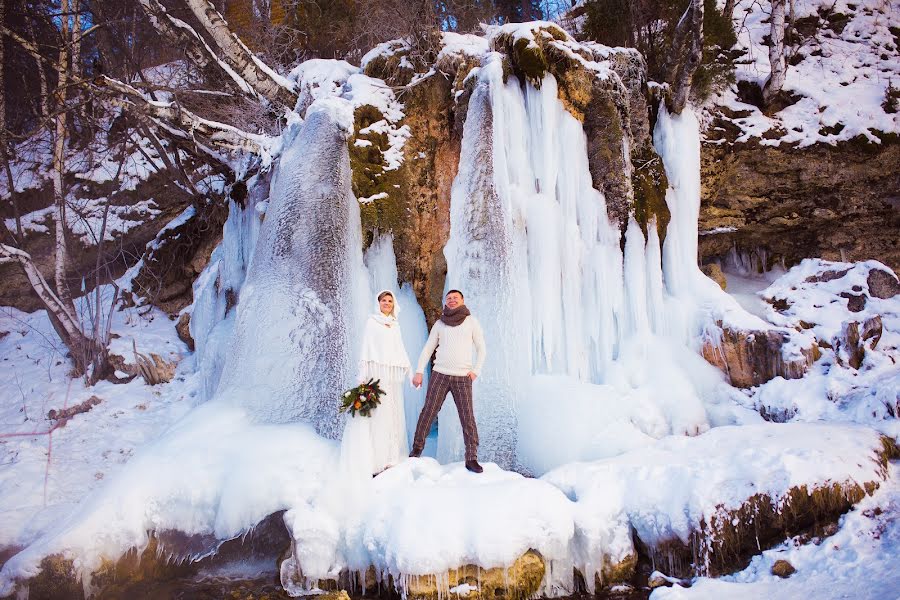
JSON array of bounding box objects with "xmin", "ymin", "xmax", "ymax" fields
[
  {"xmin": 441, "ymin": 57, "xmax": 531, "ymax": 469},
  {"xmin": 214, "ymin": 105, "xmax": 367, "ymax": 438}
]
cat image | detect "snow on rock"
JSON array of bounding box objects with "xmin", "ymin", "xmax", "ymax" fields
[
  {"xmin": 288, "ymin": 59, "xmax": 359, "ymax": 115},
  {"xmin": 651, "ymin": 462, "xmax": 900, "ymax": 599},
  {"xmin": 759, "ymin": 258, "xmax": 900, "ymax": 345},
  {"xmin": 360, "ymin": 39, "xmax": 413, "ymax": 73},
  {"xmin": 438, "ymin": 32, "xmax": 490, "ymax": 61},
  {"xmin": 281, "ymin": 459, "xmax": 573, "ymax": 592},
  {"xmin": 716, "ymin": 0, "xmax": 900, "ymax": 147},
  {"xmin": 543, "ymin": 423, "xmax": 893, "ymax": 584},
  {"xmin": 487, "ymin": 21, "xmax": 619, "ymax": 81},
  {"xmin": 0, "ymin": 404, "xmax": 336, "ymax": 595},
  {"xmin": 735, "ymin": 259, "xmax": 900, "ymax": 436}
]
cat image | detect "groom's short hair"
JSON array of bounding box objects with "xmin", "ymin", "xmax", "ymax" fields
[{"xmin": 446, "ymin": 289, "xmax": 464, "ymax": 299}]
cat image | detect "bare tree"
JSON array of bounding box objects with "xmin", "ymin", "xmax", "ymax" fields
[
  {"xmin": 761, "ymin": 0, "xmax": 787, "ymax": 107},
  {"xmin": 0, "ymin": 0, "xmax": 24, "ymax": 243},
  {"xmin": 667, "ymin": 0, "xmax": 704, "ymax": 114},
  {"xmin": 0, "ymin": 1, "xmax": 119, "ymax": 382}
]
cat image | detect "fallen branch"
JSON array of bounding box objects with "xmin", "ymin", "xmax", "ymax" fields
[
  {"xmin": 132, "ymin": 339, "xmax": 175, "ymax": 385},
  {"xmin": 47, "ymin": 395, "xmax": 102, "ymax": 422}
]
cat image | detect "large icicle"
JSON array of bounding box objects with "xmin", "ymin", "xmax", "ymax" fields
[
  {"xmin": 190, "ymin": 172, "xmax": 268, "ymax": 401},
  {"xmin": 653, "ymin": 104, "xmax": 772, "ymax": 336},
  {"xmin": 214, "ymin": 103, "xmax": 367, "ymax": 437},
  {"xmin": 440, "ymin": 56, "xmax": 530, "ymax": 469}
]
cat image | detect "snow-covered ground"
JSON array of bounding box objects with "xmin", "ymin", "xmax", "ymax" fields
[
  {"xmin": 712, "ymin": 0, "xmax": 900, "ymax": 146},
  {"xmin": 0, "ymin": 295, "xmax": 195, "ymax": 552}
]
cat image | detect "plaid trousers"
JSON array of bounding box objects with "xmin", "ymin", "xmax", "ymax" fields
[{"xmin": 411, "ymin": 371, "xmax": 479, "ymax": 461}]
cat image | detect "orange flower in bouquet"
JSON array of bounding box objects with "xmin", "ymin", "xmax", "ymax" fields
[{"xmin": 340, "ymin": 378, "xmax": 385, "ymax": 417}]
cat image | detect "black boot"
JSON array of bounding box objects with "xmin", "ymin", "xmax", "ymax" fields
[{"xmin": 465, "ymin": 460, "xmax": 483, "ymax": 474}]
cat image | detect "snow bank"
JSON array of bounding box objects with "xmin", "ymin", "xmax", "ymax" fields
[
  {"xmin": 0, "ymin": 403, "xmax": 336, "ymax": 595},
  {"xmin": 0, "ymin": 300, "xmax": 192, "ymax": 553},
  {"xmin": 282, "ymin": 458, "xmax": 574, "ymax": 594}
]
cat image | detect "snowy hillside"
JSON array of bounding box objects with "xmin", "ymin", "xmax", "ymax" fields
[{"xmin": 712, "ymin": 0, "xmax": 900, "ymax": 146}]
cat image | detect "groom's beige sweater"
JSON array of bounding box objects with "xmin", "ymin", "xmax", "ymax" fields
[{"xmin": 416, "ymin": 316, "xmax": 487, "ymax": 377}]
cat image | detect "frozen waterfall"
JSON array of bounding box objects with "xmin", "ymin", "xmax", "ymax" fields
[
  {"xmin": 213, "ymin": 105, "xmax": 368, "ymax": 438},
  {"xmin": 441, "ymin": 56, "xmax": 734, "ymax": 472}
]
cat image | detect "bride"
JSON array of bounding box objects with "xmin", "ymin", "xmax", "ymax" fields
[{"xmin": 340, "ymin": 290, "xmax": 413, "ymax": 476}]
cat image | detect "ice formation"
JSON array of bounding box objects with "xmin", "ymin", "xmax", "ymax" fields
[
  {"xmin": 439, "ymin": 44, "xmax": 767, "ymax": 471},
  {"xmin": 209, "ymin": 104, "xmax": 368, "ymax": 437}
]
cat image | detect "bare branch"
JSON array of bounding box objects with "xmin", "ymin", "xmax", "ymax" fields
[
  {"xmin": 97, "ymin": 76, "xmax": 266, "ymax": 156},
  {"xmin": 0, "ymin": 25, "xmax": 59, "ymax": 69}
]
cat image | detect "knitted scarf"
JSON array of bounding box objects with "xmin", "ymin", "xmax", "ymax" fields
[{"xmin": 441, "ymin": 304, "xmax": 471, "ymax": 327}]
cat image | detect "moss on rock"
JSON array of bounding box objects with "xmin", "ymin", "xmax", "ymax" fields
[
  {"xmin": 404, "ymin": 549, "xmax": 545, "ymax": 600},
  {"xmin": 631, "ymin": 145, "xmax": 671, "ymax": 241},
  {"xmin": 596, "ymin": 551, "xmax": 638, "ymax": 588},
  {"xmin": 494, "ymin": 25, "xmax": 571, "ymax": 89},
  {"xmin": 348, "ymin": 104, "xmax": 406, "ymax": 249}
]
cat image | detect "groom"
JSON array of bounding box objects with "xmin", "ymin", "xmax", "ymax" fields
[{"xmin": 410, "ymin": 289, "xmax": 487, "ymax": 473}]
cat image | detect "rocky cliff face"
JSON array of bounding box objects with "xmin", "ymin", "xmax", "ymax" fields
[{"xmin": 699, "ymin": 125, "xmax": 900, "ymax": 272}]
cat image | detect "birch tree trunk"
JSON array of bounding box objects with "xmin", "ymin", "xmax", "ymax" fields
[
  {"xmin": 183, "ymin": 0, "xmax": 296, "ymax": 108},
  {"xmin": 762, "ymin": 0, "xmax": 787, "ymax": 107},
  {"xmin": 0, "ymin": 240, "xmax": 101, "ymax": 376},
  {"xmin": 52, "ymin": 0, "xmax": 76, "ymax": 318}
]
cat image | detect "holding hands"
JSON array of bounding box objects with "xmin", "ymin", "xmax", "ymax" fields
[{"xmin": 413, "ymin": 371, "xmax": 476, "ymax": 389}]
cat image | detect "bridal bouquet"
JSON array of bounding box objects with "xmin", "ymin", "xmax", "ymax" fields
[{"xmin": 340, "ymin": 378, "xmax": 385, "ymax": 417}]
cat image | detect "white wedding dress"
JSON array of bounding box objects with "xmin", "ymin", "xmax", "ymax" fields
[{"xmin": 339, "ymin": 292, "xmax": 413, "ymax": 477}]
